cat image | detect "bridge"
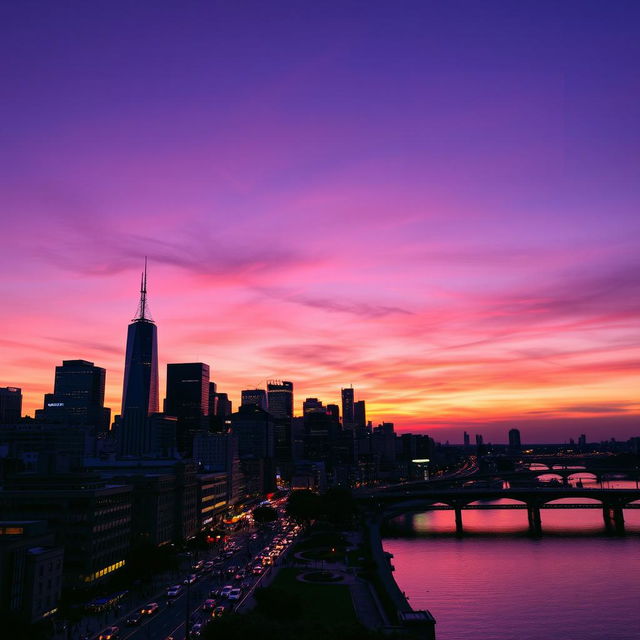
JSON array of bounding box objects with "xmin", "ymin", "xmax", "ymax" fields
[{"xmin": 359, "ymin": 486, "xmax": 640, "ymax": 535}]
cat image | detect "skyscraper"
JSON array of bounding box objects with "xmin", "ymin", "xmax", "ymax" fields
[
  {"xmin": 354, "ymin": 400, "xmax": 366, "ymax": 427},
  {"xmin": 0, "ymin": 387, "xmax": 22, "ymax": 424},
  {"xmin": 341, "ymin": 387, "xmax": 355, "ymax": 427},
  {"xmin": 119, "ymin": 261, "xmax": 160, "ymax": 456},
  {"xmin": 267, "ymin": 380, "xmax": 294, "ymax": 481},
  {"xmin": 121, "ymin": 262, "xmax": 159, "ymax": 417},
  {"xmin": 36, "ymin": 360, "xmax": 110, "ymax": 430},
  {"xmin": 165, "ymin": 363, "xmax": 210, "ymax": 455},
  {"xmin": 241, "ymin": 389, "xmax": 268, "ymax": 411},
  {"xmin": 266, "ymin": 380, "xmax": 293, "ymax": 419},
  {"xmin": 508, "ymin": 428, "xmax": 522, "ymax": 452}
]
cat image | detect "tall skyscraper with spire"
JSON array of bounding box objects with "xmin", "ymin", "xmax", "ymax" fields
[{"xmin": 119, "ymin": 259, "xmax": 160, "ymax": 456}]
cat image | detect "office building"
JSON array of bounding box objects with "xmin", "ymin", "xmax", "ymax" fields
[
  {"xmin": 0, "ymin": 387, "xmax": 22, "ymax": 424},
  {"xmin": 36, "ymin": 360, "xmax": 110, "ymax": 431},
  {"xmin": 0, "ymin": 520, "xmax": 64, "ymax": 622},
  {"xmin": 266, "ymin": 380, "xmax": 293, "ymax": 419},
  {"xmin": 354, "ymin": 400, "xmax": 366, "ymax": 427},
  {"xmin": 267, "ymin": 381, "xmax": 294, "ymax": 481},
  {"xmin": 164, "ymin": 362, "xmax": 210, "ymax": 455},
  {"xmin": 508, "ymin": 428, "xmax": 521, "ymax": 452},
  {"xmin": 240, "ymin": 389, "xmax": 268, "ymax": 411},
  {"xmin": 303, "ymin": 398, "xmax": 325, "ymax": 414},
  {"xmin": 341, "ymin": 387, "xmax": 355, "ymax": 427},
  {"xmin": 119, "ymin": 262, "xmax": 160, "ymax": 456},
  {"xmin": 0, "ymin": 473, "xmax": 132, "ymax": 587},
  {"xmin": 231, "ymin": 405, "xmax": 275, "ymax": 494}
]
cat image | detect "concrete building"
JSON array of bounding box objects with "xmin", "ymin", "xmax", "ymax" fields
[
  {"xmin": 0, "ymin": 474, "xmax": 132, "ymax": 587},
  {"xmin": 0, "ymin": 520, "xmax": 64, "ymax": 623},
  {"xmin": 35, "ymin": 360, "xmax": 110, "ymax": 431},
  {"xmin": 0, "ymin": 387, "xmax": 22, "ymax": 424}
]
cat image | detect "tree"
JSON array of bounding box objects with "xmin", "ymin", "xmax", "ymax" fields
[
  {"xmin": 321, "ymin": 487, "xmax": 357, "ymax": 526},
  {"xmin": 286, "ymin": 490, "xmax": 323, "ymax": 524},
  {"xmin": 253, "ymin": 505, "xmax": 278, "ymax": 525}
]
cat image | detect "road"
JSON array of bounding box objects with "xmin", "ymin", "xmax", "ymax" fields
[{"xmin": 86, "ymin": 514, "xmax": 298, "ymax": 640}]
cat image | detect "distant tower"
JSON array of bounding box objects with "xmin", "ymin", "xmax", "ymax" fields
[
  {"xmin": 267, "ymin": 380, "xmax": 293, "ymax": 419},
  {"xmin": 0, "ymin": 387, "xmax": 22, "ymax": 423},
  {"xmin": 165, "ymin": 362, "xmax": 210, "ymax": 455},
  {"xmin": 341, "ymin": 387, "xmax": 355, "ymax": 428},
  {"xmin": 354, "ymin": 400, "xmax": 366, "ymax": 427},
  {"xmin": 36, "ymin": 360, "xmax": 110, "ymax": 430},
  {"xmin": 241, "ymin": 389, "xmax": 268, "ymax": 411},
  {"xmin": 508, "ymin": 428, "xmax": 521, "ymax": 452},
  {"xmin": 120, "ymin": 260, "xmax": 160, "ymax": 456},
  {"xmin": 463, "ymin": 431, "xmax": 470, "ymax": 448}
]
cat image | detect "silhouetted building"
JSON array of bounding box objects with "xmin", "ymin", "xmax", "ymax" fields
[
  {"xmin": 326, "ymin": 404, "xmax": 340, "ymax": 423},
  {"xmin": 209, "ymin": 385, "xmax": 232, "ymax": 432},
  {"xmin": 341, "ymin": 387, "xmax": 355, "ymax": 427},
  {"xmin": 303, "ymin": 397, "xmax": 324, "ymax": 414},
  {"xmin": 0, "ymin": 387, "xmax": 22, "ymax": 424},
  {"xmin": 241, "ymin": 389, "xmax": 268, "ymax": 411},
  {"xmin": 164, "ymin": 362, "xmax": 210, "ymax": 455},
  {"xmin": 0, "ymin": 423, "xmax": 99, "ymax": 470},
  {"xmin": 578, "ymin": 433, "xmax": 587, "ymax": 448},
  {"xmin": 354, "ymin": 400, "xmax": 366, "ymax": 427},
  {"xmin": 85, "ymin": 459, "xmax": 198, "ymax": 545},
  {"xmin": 231, "ymin": 405, "xmax": 275, "ymax": 494},
  {"xmin": 0, "ymin": 520, "xmax": 64, "ymax": 622},
  {"xmin": 36, "ymin": 360, "xmax": 110, "ymax": 431},
  {"xmin": 119, "ymin": 263, "xmax": 160, "ymax": 456},
  {"xmin": 508, "ymin": 428, "xmax": 521, "ymax": 452},
  {"xmin": 197, "ymin": 472, "xmax": 228, "ymax": 529},
  {"xmin": 0, "ymin": 473, "xmax": 132, "ymax": 587},
  {"xmin": 193, "ymin": 431, "xmax": 243, "ymax": 504},
  {"xmin": 463, "ymin": 431, "xmax": 470, "ymax": 448},
  {"xmin": 267, "ymin": 380, "xmax": 293, "ymax": 419},
  {"xmin": 372, "ymin": 422, "xmax": 396, "ymax": 466},
  {"xmin": 267, "ymin": 381, "xmax": 294, "ymax": 481}
]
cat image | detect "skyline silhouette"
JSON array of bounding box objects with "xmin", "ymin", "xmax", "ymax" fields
[{"xmin": 1, "ymin": 2, "xmax": 638, "ymax": 441}]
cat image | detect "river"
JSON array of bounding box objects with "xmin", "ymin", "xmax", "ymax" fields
[{"xmin": 382, "ymin": 475, "xmax": 640, "ymax": 640}]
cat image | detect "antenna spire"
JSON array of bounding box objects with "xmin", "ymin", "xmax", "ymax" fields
[{"xmin": 133, "ymin": 257, "xmax": 154, "ymax": 322}]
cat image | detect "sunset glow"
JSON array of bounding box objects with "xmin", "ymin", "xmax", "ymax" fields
[{"xmin": 1, "ymin": 2, "xmax": 638, "ymax": 442}]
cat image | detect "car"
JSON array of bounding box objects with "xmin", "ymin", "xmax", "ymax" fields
[
  {"xmin": 99, "ymin": 627, "xmax": 120, "ymax": 640},
  {"xmin": 252, "ymin": 564, "xmax": 264, "ymax": 575},
  {"xmin": 125, "ymin": 614, "xmax": 142, "ymax": 626},
  {"xmin": 190, "ymin": 623, "xmax": 204, "ymax": 637},
  {"xmin": 228, "ymin": 588, "xmax": 242, "ymax": 600},
  {"xmin": 209, "ymin": 588, "xmax": 221, "ymax": 598},
  {"xmin": 192, "ymin": 560, "xmax": 204, "ymax": 572},
  {"xmin": 212, "ymin": 605, "xmax": 225, "ymax": 617},
  {"xmin": 140, "ymin": 602, "xmax": 159, "ymax": 615},
  {"xmin": 183, "ymin": 574, "xmax": 198, "ymax": 584},
  {"xmin": 167, "ymin": 585, "xmax": 183, "ymax": 598},
  {"xmin": 220, "ymin": 584, "xmax": 234, "ymax": 598},
  {"xmin": 203, "ymin": 561, "xmax": 214, "ymax": 571},
  {"xmin": 203, "ymin": 598, "xmax": 216, "ymax": 611},
  {"xmin": 234, "ymin": 570, "xmax": 246, "ymax": 581}
]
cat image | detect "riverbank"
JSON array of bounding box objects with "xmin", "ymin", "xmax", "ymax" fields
[{"xmin": 365, "ymin": 518, "xmax": 436, "ymax": 640}]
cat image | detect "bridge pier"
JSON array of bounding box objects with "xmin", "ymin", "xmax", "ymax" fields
[
  {"xmin": 527, "ymin": 505, "xmax": 542, "ymax": 536},
  {"xmin": 603, "ymin": 506, "xmax": 625, "ymax": 535},
  {"xmin": 454, "ymin": 507, "xmax": 463, "ymax": 535}
]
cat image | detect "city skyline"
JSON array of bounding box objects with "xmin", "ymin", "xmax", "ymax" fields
[{"xmin": 1, "ymin": 2, "xmax": 639, "ymax": 442}]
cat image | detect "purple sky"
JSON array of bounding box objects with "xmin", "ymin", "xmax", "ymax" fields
[{"xmin": 1, "ymin": 1, "xmax": 639, "ymax": 443}]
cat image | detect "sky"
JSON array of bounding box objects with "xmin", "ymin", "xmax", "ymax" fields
[{"xmin": 1, "ymin": 1, "xmax": 639, "ymax": 443}]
